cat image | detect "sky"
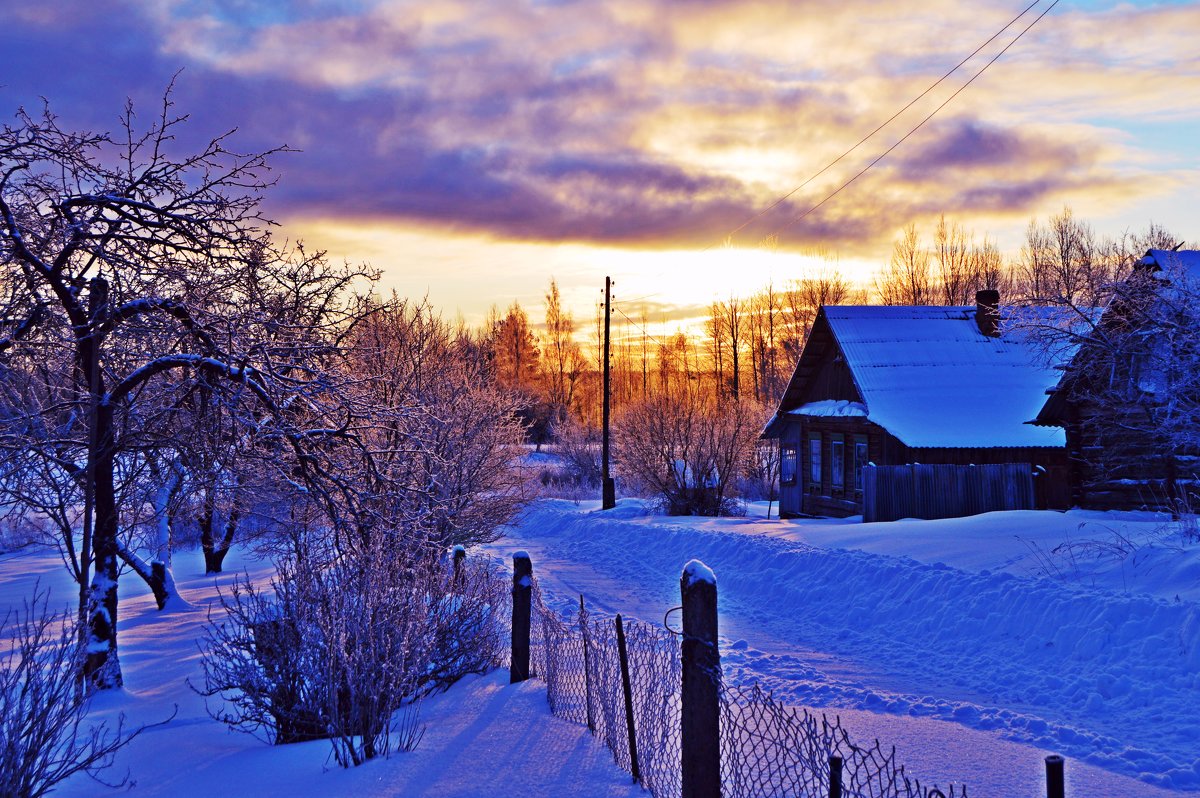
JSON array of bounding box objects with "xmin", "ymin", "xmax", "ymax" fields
[{"xmin": 1, "ymin": 0, "xmax": 1197, "ymax": 332}]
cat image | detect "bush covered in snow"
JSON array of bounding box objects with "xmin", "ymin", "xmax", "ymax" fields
[
  {"xmin": 0, "ymin": 591, "xmax": 146, "ymax": 798},
  {"xmin": 196, "ymin": 539, "xmax": 507, "ymax": 767},
  {"xmin": 615, "ymin": 393, "xmax": 764, "ymax": 516}
]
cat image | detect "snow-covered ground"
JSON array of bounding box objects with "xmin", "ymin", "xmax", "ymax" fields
[
  {"xmin": 3, "ymin": 500, "xmax": 1196, "ymax": 796},
  {"xmin": 0, "ymin": 545, "xmax": 640, "ymax": 798},
  {"xmin": 490, "ymin": 499, "xmax": 1200, "ymax": 795}
]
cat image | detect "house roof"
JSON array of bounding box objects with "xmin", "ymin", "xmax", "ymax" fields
[
  {"xmin": 768, "ymin": 305, "xmax": 1065, "ymax": 449},
  {"xmin": 1140, "ymin": 248, "xmax": 1200, "ymax": 277}
]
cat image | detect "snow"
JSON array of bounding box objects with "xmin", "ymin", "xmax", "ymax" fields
[
  {"xmin": 1141, "ymin": 249, "xmax": 1200, "ymax": 279},
  {"xmin": 491, "ymin": 499, "xmax": 1200, "ymax": 794},
  {"xmin": 0, "ymin": 545, "xmax": 639, "ymax": 798},
  {"xmin": 815, "ymin": 306, "xmax": 1065, "ymax": 448},
  {"xmin": 789, "ymin": 399, "xmax": 868, "ymax": 417},
  {"xmin": 6, "ymin": 498, "xmax": 1198, "ymax": 795},
  {"xmin": 682, "ymin": 558, "xmax": 716, "ymax": 586}
]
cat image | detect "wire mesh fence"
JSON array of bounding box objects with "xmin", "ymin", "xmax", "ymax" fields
[
  {"xmin": 528, "ymin": 579, "xmax": 966, "ymax": 798},
  {"xmin": 532, "ymin": 584, "xmax": 683, "ymax": 797},
  {"xmin": 721, "ymin": 683, "xmax": 966, "ymax": 798}
]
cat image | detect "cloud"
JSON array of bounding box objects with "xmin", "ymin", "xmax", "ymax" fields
[{"xmin": 0, "ymin": 0, "xmax": 1194, "ymax": 261}]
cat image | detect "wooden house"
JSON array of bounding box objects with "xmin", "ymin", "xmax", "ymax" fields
[
  {"xmin": 1033, "ymin": 249, "xmax": 1200, "ymax": 511},
  {"xmin": 763, "ymin": 292, "xmax": 1070, "ymax": 518}
]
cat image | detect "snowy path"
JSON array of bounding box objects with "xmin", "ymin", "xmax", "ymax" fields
[{"xmin": 490, "ymin": 500, "xmax": 1200, "ymax": 795}]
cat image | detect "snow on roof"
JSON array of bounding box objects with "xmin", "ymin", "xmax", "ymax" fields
[
  {"xmin": 789, "ymin": 399, "xmax": 868, "ymax": 418},
  {"xmin": 823, "ymin": 306, "xmax": 1065, "ymax": 449},
  {"xmin": 1139, "ymin": 249, "xmax": 1200, "ymax": 279}
]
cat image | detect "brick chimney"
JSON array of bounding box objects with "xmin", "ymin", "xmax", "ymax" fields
[{"xmin": 976, "ymin": 289, "xmax": 1000, "ymax": 337}]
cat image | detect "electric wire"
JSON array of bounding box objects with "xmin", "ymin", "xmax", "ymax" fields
[
  {"xmin": 706, "ymin": 0, "xmax": 1047, "ymax": 251},
  {"xmin": 613, "ymin": 303, "xmax": 669, "ymax": 350},
  {"xmin": 765, "ymin": 0, "xmax": 1061, "ymax": 239}
]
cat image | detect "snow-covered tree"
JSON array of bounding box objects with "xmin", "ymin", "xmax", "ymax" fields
[
  {"xmin": 0, "ymin": 95, "xmax": 379, "ymax": 688},
  {"xmin": 1023, "ymin": 245, "xmax": 1200, "ymax": 511}
]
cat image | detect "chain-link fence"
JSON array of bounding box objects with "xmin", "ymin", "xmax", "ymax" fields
[{"xmin": 528, "ymin": 580, "xmax": 965, "ymax": 798}]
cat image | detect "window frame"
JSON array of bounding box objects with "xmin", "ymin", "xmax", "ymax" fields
[
  {"xmin": 808, "ymin": 432, "xmax": 822, "ymax": 492},
  {"xmin": 781, "ymin": 443, "xmax": 798, "ymax": 485},
  {"xmin": 854, "ymin": 436, "xmax": 869, "ymax": 494},
  {"xmin": 830, "ymin": 434, "xmax": 845, "ymax": 494}
]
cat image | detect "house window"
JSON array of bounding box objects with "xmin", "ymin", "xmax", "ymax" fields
[
  {"xmin": 808, "ymin": 433, "xmax": 822, "ymax": 488},
  {"xmin": 854, "ymin": 436, "xmax": 869, "ymax": 493},
  {"xmin": 781, "ymin": 444, "xmax": 797, "ymax": 485},
  {"xmin": 830, "ymin": 435, "xmax": 845, "ymax": 492}
]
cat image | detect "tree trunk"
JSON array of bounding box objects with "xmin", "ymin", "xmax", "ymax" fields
[
  {"xmin": 82, "ymin": 402, "xmax": 122, "ymax": 689},
  {"xmin": 80, "ymin": 278, "xmax": 122, "ymax": 689},
  {"xmin": 201, "ymin": 491, "xmax": 239, "ymax": 574},
  {"xmin": 115, "ymin": 544, "xmax": 179, "ymax": 611}
]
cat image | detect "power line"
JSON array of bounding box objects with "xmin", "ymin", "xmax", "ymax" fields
[
  {"xmin": 612, "ymin": 303, "xmax": 669, "ymax": 349},
  {"xmin": 706, "ymin": 0, "xmax": 1047, "ymax": 251},
  {"xmin": 766, "ymin": 0, "xmax": 1061, "ymax": 239},
  {"xmin": 611, "ymin": 292, "xmax": 662, "ymax": 306}
]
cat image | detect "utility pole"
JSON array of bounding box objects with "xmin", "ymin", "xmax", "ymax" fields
[{"xmin": 601, "ymin": 276, "xmax": 616, "ymax": 509}]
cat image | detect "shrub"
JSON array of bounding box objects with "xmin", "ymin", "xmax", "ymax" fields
[
  {"xmin": 196, "ymin": 543, "xmax": 507, "ymax": 767},
  {"xmin": 615, "ymin": 393, "xmax": 762, "ymax": 516},
  {"xmin": 0, "ymin": 591, "xmax": 146, "ymax": 798}
]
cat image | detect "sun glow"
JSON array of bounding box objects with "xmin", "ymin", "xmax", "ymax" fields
[{"xmin": 289, "ymin": 218, "xmax": 875, "ymax": 335}]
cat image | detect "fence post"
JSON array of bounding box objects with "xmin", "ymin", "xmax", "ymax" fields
[
  {"xmin": 1045, "ymin": 755, "xmax": 1065, "ymax": 798},
  {"xmin": 510, "ymin": 551, "xmax": 532, "ymax": 684},
  {"xmin": 681, "ymin": 559, "xmax": 720, "ymax": 798},
  {"xmin": 452, "ymin": 544, "xmax": 466, "ymax": 586},
  {"xmin": 580, "ymin": 595, "xmax": 595, "ymax": 732},
  {"xmin": 828, "ymin": 755, "xmax": 843, "ymax": 798},
  {"xmin": 615, "ymin": 614, "xmax": 641, "ymax": 784}
]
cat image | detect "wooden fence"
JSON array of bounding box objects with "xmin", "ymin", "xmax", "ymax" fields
[{"xmin": 862, "ymin": 463, "xmax": 1034, "ymax": 523}]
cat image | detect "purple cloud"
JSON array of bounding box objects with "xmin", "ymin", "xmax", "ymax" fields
[{"xmin": 0, "ymin": 0, "xmax": 1172, "ymax": 257}]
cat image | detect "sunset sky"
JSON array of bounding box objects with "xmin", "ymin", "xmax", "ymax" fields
[{"xmin": 2, "ymin": 0, "xmax": 1197, "ymax": 332}]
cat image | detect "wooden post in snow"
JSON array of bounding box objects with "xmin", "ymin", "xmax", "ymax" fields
[
  {"xmin": 580, "ymin": 594, "xmax": 594, "ymax": 732},
  {"xmin": 828, "ymin": 755, "xmax": 843, "ymax": 798},
  {"xmin": 681, "ymin": 559, "xmax": 720, "ymax": 798},
  {"xmin": 510, "ymin": 551, "xmax": 532, "ymax": 684},
  {"xmin": 452, "ymin": 544, "xmax": 466, "ymax": 587},
  {"xmin": 615, "ymin": 614, "xmax": 641, "ymax": 784},
  {"xmin": 1045, "ymin": 755, "xmax": 1065, "ymax": 798}
]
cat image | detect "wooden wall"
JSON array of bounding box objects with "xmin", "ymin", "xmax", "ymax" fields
[
  {"xmin": 776, "ymin": 414, "xmax": 1070, "ymax": 518},
  {"xmin": 1062, "ymin": 400, "xmax": 1199, "ymax": 511}
]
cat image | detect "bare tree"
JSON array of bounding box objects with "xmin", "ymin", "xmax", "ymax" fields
[
  {"xmin": 1017, "ymin": 207, "xmax": 1116, "ymax": 305},
  {"xmin": 782, "ymin": 265, "xmax": 857, "ymax": 358},
  {"xmin": 934, "ymin": 215, "xmax": 972, "ymax": 305},
  {"xmin": 541, "ymin": 277, "xmax": 584, "ymax": 415},
  {"xmin": 876, "ymin": 223, "xmax": 933, "ymax": 305},
  {"xmin": 348, "ymin": 298, "xmax": 529, "ymax": 549},
  {"xmin": 724, "ymin": 297, "xmax": 745, "ymax": 400},
  {"xmin": 705, "ymin": 301, "xmax": 726, "ymax": 393},
  {"xmin": 0, "ymin": 95, "xmax": 379, "ymax": 688},
  {"xmin": 1018, "ymin": 238, "xmax": 1196, "ymax": 510}
]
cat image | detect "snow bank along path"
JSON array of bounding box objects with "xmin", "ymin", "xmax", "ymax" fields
[{"xmin": 494, "ymin": 500, "xmax": 1200, "ymax": 794}]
